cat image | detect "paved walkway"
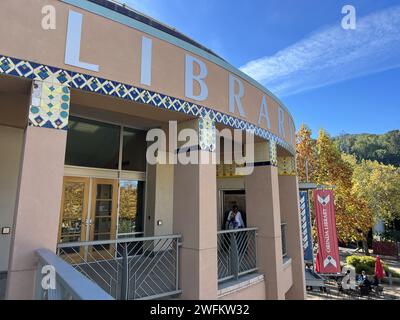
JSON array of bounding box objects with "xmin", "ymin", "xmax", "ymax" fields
[
  {"xmin": 307, "ymin": 247, "xmax": 400, "ymax": 300},
  {"xmin": 307, "ymin": 281, "xmax": 400, "ymax": 300}
]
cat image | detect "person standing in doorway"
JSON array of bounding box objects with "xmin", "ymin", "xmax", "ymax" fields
[{"xmin": 225, "ymin": 205, "xmax": 245, "ymax": 230}]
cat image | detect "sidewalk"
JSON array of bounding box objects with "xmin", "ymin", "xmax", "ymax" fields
[
  {"xmin": 307, "ymin": 281, "xmax": 400, "ymax": 300},
  {"xmin": 306, "ymin": 247, "xmax": 400, "ymax": 300}
]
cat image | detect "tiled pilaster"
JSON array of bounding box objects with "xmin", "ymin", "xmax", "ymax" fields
[
  {"xmin": 29, "ymin": 80, "xmax": 70, "ymax": 130},
  {"xmin": 278, "ymin": 156, "xmax": 297, "ymax": 176}
]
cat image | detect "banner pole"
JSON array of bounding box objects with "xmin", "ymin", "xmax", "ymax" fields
[{"xmin": 309, "ymin": 189, "xmax": 316, "ymax": 272}]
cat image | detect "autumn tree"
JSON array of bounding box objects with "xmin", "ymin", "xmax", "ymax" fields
[
  {"xmin": 315, "ymin": 130, "xmax": 373, "ymax": 250},
  {"xmin": 296, "ymin": 127, "xmax": 382, "ymax": 254},
  {"xmin": 342, "ymin": 154, "xmax": 375, "ymax": 254},
  {"xmin": 296, "ymin": 124, "xmax": 317, "ymax": 182}
]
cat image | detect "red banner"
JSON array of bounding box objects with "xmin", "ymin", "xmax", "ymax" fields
[{"xmin": 314, "ymin": 189, "xmax": 341, "ymax": 274}]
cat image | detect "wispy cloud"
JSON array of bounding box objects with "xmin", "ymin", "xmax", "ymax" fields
[{"xmin": 240, "ymin": 6, "xmax": 400, "ymax": 97}]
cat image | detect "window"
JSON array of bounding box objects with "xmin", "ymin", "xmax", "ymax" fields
[
  {"xmin": 65, "ymin": 117, "xmax": 148, "ymax": 172},
  {"xmin": 121, "ymin": 127, "xmax": 147, "ymax": 172},
  {"xmin": 65, "ymin": 117, "xmax": 120, "ymax": 169}
]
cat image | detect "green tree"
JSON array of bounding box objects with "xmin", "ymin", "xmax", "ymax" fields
[
  {"xmin": 335, "ymin": 130, "xmax": 400, "ymax": 166},
  {"xmin": 349, "ymin": 158, "xmax": 400, "ymax": 225}
]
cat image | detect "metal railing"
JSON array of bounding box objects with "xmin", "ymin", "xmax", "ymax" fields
[
  {"xmin": 281, "ymin": 223, "xmax": 288, "ymax": 258},
  {"xmin": 217, "ymin": 228, "xmax": 258, "ymax": 283},
  {"xmin": 57, "ymin": 235, "xmax": 182, "ymax": 300},
  {"xmin": 35, "ymin": 249, "xmax": 114, "ymax": 300}
]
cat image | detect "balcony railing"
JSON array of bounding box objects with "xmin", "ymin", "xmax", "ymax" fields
[
  {"xmin": 281, "ymin": 223, "xmax": 288, "ymax": 258},
  {"xmin": 57, "ymin": 234, "xmax": 182, "ymax": 300},
  {"xmin": 217, "ymin": 228, "xmax": 258, "ymax": 283},
  {"xmin": 35, "ymin": 248, "xmax": 114, "ymax": 300}
]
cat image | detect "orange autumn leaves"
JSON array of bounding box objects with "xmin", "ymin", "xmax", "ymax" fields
[{"xmin": 296, "ymin": 125, "xmax": 374, "ymax": 243}]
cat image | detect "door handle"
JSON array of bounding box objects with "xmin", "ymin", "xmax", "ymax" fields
[{"xmin": 83, "ymin": 219, "xmax": 93, "ymax": 226}]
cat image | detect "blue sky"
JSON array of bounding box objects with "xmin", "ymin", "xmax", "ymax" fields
[{"xmin": 125, "ymin": 0, "xmax": 400, "ymax": 137}]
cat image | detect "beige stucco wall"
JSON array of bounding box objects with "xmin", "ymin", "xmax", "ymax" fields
[
  {"xmin": 0, "ymin": 125, "xmax": 24, "ymax": 272},
  {"xmin": 0, "ymin": 0, "xmax": 295, "ymax": 149},
  {"xmin": 218, "ymin": 280, "xmax": 266, "ymax": 300},
  {"xmin": 281, "ymin": 259, "xmax": 293, "ymax": 294},
  {"xmin": 217, "ymin": 178, "xmax": 245, "ymax": 191}
]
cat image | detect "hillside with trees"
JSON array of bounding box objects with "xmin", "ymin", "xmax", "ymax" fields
[{"xmin": 334, "ymin": 130, "xmax": 400, "ymax": 167}]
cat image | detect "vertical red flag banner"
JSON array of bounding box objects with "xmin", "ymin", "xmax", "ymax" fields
[{"xmin": 314, "ymin": 189, "xmax": 341, "ymax": 274}]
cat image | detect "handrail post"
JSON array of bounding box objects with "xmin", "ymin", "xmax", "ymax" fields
[
  {"xmin": 175, "ymin": 239, "xmax": 180, "ymax": 291},
  {"xmin": 120, "ymin": 242, "xmax": 129, "ymax": 300},
  {"xmin": 35, "ymin": 261, "xmax": 44, "ymax": 300},
  {"xmin": 255, "ymin": 230, "xmax": 258, "ymax": 269},
  {"xmin": 231, "ymin": 233, "xmax": 239, "ymax": 280}
]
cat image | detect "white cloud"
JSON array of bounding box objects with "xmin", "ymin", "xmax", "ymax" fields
[{"xmin": 240, "ymin": 6, "xmax": 400, "ymax": 97}]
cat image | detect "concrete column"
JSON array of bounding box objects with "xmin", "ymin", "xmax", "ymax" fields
[
  {"xmin": 6, "ymin": 80, "xmax": 70, "ymax": 299},
  {"xmin": 145, "ymin": 122, "xmax": 175, "ymax": 237},
  {"xmin": 245, "ymin": 141, "xmax": 285, "ymax": 300},
  {"xmin": 173, "ymin": 117, "xmax": 218, "ymax": 300},
  {"xmin": 145, "ymin": 157, "xmax": 174, "ymax": 237},
  {"xmin": 278, "ymin": 157, "xmax": 306, "ymax": 300}
]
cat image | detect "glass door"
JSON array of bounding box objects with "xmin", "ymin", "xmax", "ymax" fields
[
  {"xmin": 117, "ymin": 180, "xmax": 145, "ymax": 239},
  {"xmin": 116, "ymin": 180, "xmax": 145, "ymax": 257},
  {"xmin": 58, "ymin": 177, "xmax": 90, "ymax": 258},
  {"xmin": 87, "ymin": 179, "xmax": 118, "ymax": 259},
  {"xmin": 89, "ymin": 179, "xmax": 118, "ymax": 242},
  {"xmin": 58, "ymin": 176, "xmax": 145, "ymax": 260}
]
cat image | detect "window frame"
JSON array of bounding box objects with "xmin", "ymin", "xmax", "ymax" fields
[{"xmin": 66, "ymin": 114, "xmax": 148, "ymax": 173}]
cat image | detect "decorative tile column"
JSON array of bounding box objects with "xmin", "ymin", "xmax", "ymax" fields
[
  {"xmin": 6, "ymin": 80, "xmax": 70, "ymax": 300},
  {"xmin": 278, "ymin": 156, "xmax": 306, "ymax": 300},
  {"xmin": 278, "ymin": 156, "xmax": 296, "ymax": 176},
  {"xmin": 245, "ymin": 140, "xmax": 285, "ymax": 300},
  {"xmin": 173, "ymin": 116, "xmax": 218, "ymax": 300},
  {"xmin": 29, "ymin": 80, "xmax": 70, "ymax": 129}
]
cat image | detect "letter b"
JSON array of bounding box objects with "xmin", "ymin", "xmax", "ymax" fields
[{"xmin": 185, "ymin": 55, "xmax": 208, "ymax": 101}]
